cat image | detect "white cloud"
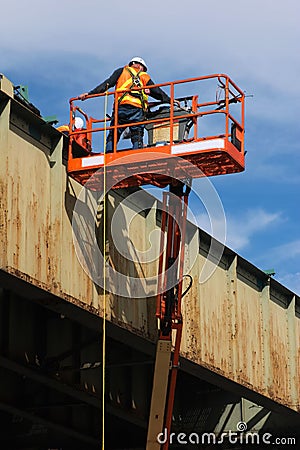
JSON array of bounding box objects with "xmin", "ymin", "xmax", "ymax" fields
[
  {"xmin": 251, "ymin": 240, "xmax": 300, "ymax": 295},
  {"xmin": 1, "ymin": 1, "xmax": 298, "ymax": 295},
  {"xmin": 277, "ymin": 272, "xmax": 300, "ymax": 296},
  {"xmin": 1, "ymin": 0, "xmax": 299, "ymax": 129},
  {"xmin": 225, "ymin": 208, "xmax": 282, "ymax": 251},
  {"xmin": 1, "ymin": 1, "xmax": 299, "ymax": 84},
  {"xmin": 265, "ymin": 240, "xmax": 300, "ymax": 263},
  {"xmin": 192, "ymin": 207, "xmax": 282, "ymax": 252},
  {"xmin": 244, "ymin": 157, "xmax": 300, "ymax": 185}
]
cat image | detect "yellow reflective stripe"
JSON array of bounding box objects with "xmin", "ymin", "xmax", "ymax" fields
[
  {"xmin": 121, "ymin": 96, "xmax": 142, "ymax": 107},
  {"xmin": 116, "ymin": 77, "xmax": 132, "ymax": 93},
  {"xmin": 117, "ymin": 66, "xmax": 149, "ymax": 109},
  {"xmin": 117, "ymin": 70, "xmax": 140, "ymax": 104},
  {"xmin": 118, "ymin": 90, "xmax": 143, "ymax": 106},
  {"xmin": 127, "ymin": 67, "xmax": 148, "ymax": 108}
]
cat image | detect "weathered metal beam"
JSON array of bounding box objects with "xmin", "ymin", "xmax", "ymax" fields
[
  {"xmin": 0, "ymin": 400, "xmax": 100, "ymax": 447},
  {"xmin": 0, "ymin": 354, "xmax": 148, "ymax": 430},
  {"xmin": 0, "ymin": 73, "xmax": 299, "ymax": 418},
  {"xmin": 0, "ymin": 355, "xmax": 100, "ymax": 409}
]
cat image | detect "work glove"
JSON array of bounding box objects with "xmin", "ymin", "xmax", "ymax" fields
[{"xmin": 78, "ymin": 92, "xmax": 89, "ymax": 101}]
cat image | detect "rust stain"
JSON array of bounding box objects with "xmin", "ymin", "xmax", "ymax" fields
[{"xmin": 1, "ymin": 102, "xmax": 299, "ymax": 414}]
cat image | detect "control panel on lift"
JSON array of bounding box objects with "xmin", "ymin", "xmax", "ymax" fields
[{"xmin": 66, "ymin": 73, "xmax": 245, "ymax": 191}]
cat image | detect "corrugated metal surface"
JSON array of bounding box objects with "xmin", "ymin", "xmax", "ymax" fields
[{"xmin": 0, "ymin": 78, "xmax": 299, "ymax": 413}]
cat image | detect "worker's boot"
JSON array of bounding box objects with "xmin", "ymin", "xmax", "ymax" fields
[
  {"xmin": 105, "ymin": 138, "xmax": 113, "ymax": 153},
  {"xmin": 131, "ymin": 129, "xmax": 144, "ymax": 149},
  {"xmin": 132, "ymin": 139, "xmax": 143, "ymax": 149}
]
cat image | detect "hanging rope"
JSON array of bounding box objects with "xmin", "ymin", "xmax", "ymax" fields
[{"xmin": 102, "ymin": 90, "xmax": 109, "ymax": 450}]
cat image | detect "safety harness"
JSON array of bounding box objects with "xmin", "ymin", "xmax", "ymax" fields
[{"xmin": 118, "ymin": 67, "xmax": 148, "ymax": 112}]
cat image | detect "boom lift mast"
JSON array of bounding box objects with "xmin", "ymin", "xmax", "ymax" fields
[
  {"xmin": 66, "ymin": 74, "xmax": 245, "ymax": 449},
  {"xmin": 146, "ymin": 181, "xmax": 191, "ymax": 449}
]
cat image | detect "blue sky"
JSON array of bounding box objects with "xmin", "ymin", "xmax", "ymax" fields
[{"xmin": 1, "ymin": 0, "xmax": 299, "ymax": 294}]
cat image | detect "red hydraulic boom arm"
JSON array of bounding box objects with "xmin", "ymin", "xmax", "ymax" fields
[{"xmin": 146, "ymin": 180, "xmax": 192, "ymax": 450}]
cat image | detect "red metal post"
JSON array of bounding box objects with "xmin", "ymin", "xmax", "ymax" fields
[{"xmin": 155, "ymin": 182, "xmax": 190, "ymax": 449}]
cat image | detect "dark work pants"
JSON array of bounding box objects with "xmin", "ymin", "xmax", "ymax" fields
[{"xmin": 106, "ymin": 104, "xmax": 144, "ymax": 152}]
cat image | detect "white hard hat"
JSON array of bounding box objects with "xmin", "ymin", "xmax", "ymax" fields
[
  {"xmin": 74, "ymin": 117, "xmax": 84, "ymax": 129},
  {"xmin": 129, "ymin": 57, "xmax": 148, "ymax": 71}
]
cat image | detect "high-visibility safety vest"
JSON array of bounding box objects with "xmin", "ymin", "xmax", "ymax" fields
[{"xmin": 116, "ymin": 66, "xmax": 151, "ymax": 110}]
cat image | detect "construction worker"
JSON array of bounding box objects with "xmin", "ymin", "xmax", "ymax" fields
[
  {"xmin": 79, "ymin": 57, "xmax": 180, "ymax": 152},
  {"xmin": 57, "ymin": 117, "xmax": 91, "ymax": 154},
  {"xmin": 57, "ymin": 117, "xmax": 85, "ymax": 136}
]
